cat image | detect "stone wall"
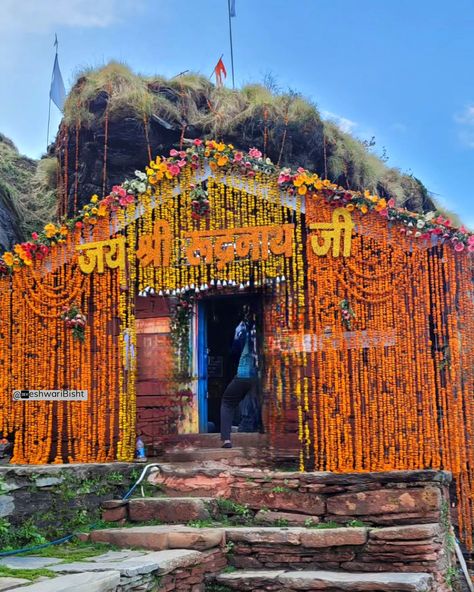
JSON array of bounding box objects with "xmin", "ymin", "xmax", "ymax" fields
[
  {"xmin": 0, "ymin": 463, "xmax": 136, "ymax": 541},
  {"xmin": 150, "ymin": 467, "xmax": 455, "ymax": 589},
  {"xmin": 225, "ymin": 524, "xmax": 448, "ymax": 583}
]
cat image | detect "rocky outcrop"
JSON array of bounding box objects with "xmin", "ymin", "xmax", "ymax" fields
[
  {"xmin": 56, "ymin": 64, "xmax": 436, "ymax": 216},
  {"xmin": 0, "ymin": 134, "xmax": 28, "ymax": 251}
]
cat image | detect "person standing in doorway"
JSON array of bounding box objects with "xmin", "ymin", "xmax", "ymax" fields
[{"xmin": 220, "ymin": 305, "xmax": 260, "ymax": 448}]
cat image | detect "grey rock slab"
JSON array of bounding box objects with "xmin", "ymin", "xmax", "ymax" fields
[
  {"xmin": 0, "ymin": 496, "xmax": 14, "ymax": 518},
  {"xmin": 88, "ymin": 550, "xmax": 146, "ymax": 562},
  {"xmin": 217, "ymin": 570, "xmax": 286, "ymax": 581},
  {"xmin": 278, "ymin": 570, "xmax": 433, "ymax": 591},
  {"xmin": 51, "ymin": 549, "xmax": 202, "ymax": 578},
  {"xmin": 0, "ymin": 557, "xmax": 63, "ymax": 570},
  {"xmin": 19, "ymin": 570, "xmax": 120, "ymax": 592},
  {"xmin": 0, "ymin": 577, "xmax": 30, "ymax": 591},
  {"xmin": 34, "ymin": 477, "xmax": 64, "ymax": 488}
]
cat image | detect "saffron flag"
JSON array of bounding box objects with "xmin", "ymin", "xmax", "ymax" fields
[
  {"xmin": 229, "ymin": 0, "xmax": 236, "ymax": 17},
  {"xmin": 214, "ymin": 57, "xmax": 227, "ymax": 86},
  {"xmin": 50, "ymin": 54, "xmax": 66, "ymax": 112}
]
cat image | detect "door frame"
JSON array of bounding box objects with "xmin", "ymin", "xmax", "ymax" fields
[{"xmin": 197, "ymin": 301, "xmax": 208, "ymax": 433}]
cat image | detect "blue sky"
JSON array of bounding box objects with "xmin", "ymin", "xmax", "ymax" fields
[{"xmin": 0, "ymin": 0, "xmax": 473, "ymax": 227}]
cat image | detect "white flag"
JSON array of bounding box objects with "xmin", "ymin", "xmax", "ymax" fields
[{"xmin": 50, "ymin": 54, "xmax": 66, "ymax": 112}]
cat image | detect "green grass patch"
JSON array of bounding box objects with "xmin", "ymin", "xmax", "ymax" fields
[
  {"xmin": 25, "ymin": 540, "xmax": 117, "ymax": 561},
  {"xmin": 0, "ymin": 565, "xmax": 56, "ymax": 581}
]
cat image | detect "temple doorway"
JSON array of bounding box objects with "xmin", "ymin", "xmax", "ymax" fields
[{"xmin": 197, "ymin": 293, "xmax": 263, "ymax": 434}]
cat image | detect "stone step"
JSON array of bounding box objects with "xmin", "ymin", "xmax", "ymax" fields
[
  {"xmin": 128, "ymin": 496, "xmax": 219, "ymax": 523},
  {"xmin": 15, "ymin": 570, "xmax": 120, "ymax": 592},
  {"xmin": 88, "ymin": 524, "xmax": 224, "ymax": 551},
  {"xmin": 214, "ymin": 569, "xmax": 434, "ymax": 591},
  {"xmin": 158, "ymin": 446, "xmax": 262, "ymax": 465},
  {"xmin": 163, "ymin": 433, "xmax": 268, "ymax": 449}
]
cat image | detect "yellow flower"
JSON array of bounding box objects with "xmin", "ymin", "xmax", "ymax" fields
[
  {"xmin": 3, "ymin": 252, "xmax": 14, "ymax": 266},
  {"xmin": 217, "ymin": 156, "xmax": 228, "ymax": 167},
  {"xmin": 23, "ymin": 258, "xmax": 32, "ymax": 266},
  {"xmin": 298, "ymin": 184, "xmax": 308, "ymax": 195},
  {"xmin": 97, "ymin": 205, "xmax": 107, "ymax": 217},
  {"xmin": 209, "ymin": 161, "xmax": 218, "ymax": 171},
  {"xmin": 60, "ymin": 226, "xmax": 68, "ymax": 236},
  {"xmin": 84, "ymin": 213, "xmax": 90, "ymax": 219},
  {"xmin": 375, "ymin": 198, "xmax": 387, "ymax": 212},
  {"xmin": 89, "ymin": 218, "xmax": 97, "ymax": 225},
  {"xmin": 293, "ymin": 176, "xmax": 304, "ymax": 188},
  {"xmin": 346, "ymin": 203, "xmax": 355, "ymax": 212},
  {"xmin": 91, "ymin": 207, "xmax": 98, "ymax": 215},
  {"xmin": 360, "ymin": 204, "xmax": 368, "ymax": 214},
  {"xmin": 204, "ymin": 150, "xmax": 210, "ymax": 157},
  {"xmin": 216, "ymin": 142, "xmax": 226, "ymax": 152},
  {"xmin": 44, "ymin": 223, "xmax": 57, "ymax": 238},
  {"xmin": 90, "ymin": 194, "xmax": 99, "ymax": 204},
  {"xmin": 13, "ymin": 244, "xmax": 23, "ymax": 255}
]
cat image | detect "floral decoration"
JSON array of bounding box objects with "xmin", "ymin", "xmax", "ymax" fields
[
  {"xmin": 190, "ymin": 183, "xmax": 210, "ymax": 220},
  {"xmin": 339, "ymin": 299, "xmax": 356, "ymax": 330},
  {"xmin": 1, "ymin": 139, "xmax": 473, "ymax": 275},
  {"xmin": 61, "ymin": 303, "xmax": 87, "ymax": 342}
]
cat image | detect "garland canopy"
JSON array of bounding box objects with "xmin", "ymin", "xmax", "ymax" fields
[{"xmin": 1, "ymin": 139, "xmax": 473, "ymax": 272}]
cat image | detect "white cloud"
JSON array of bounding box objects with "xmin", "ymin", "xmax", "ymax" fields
[
  {"xmin": 321, "ymin": 110, "xmax": 357, "ymax": 134},
  {"xmin": 454, "ymin": 105, "xmax": 474, "ymax": 148},
  {"xmin": 0, "ymin": 0, "xmax": 141, "ymax": 33}
]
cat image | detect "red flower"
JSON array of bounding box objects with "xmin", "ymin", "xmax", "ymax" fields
[
  {"xmin": 193, "ymin": 139, "xmax": 203, "ymax": 146},
  {"xmin": 75, "ymin": 221, "xmax": 83, "ymax": 229},
  {"xmin": 31, "ymin": 232, "xmax": 39, "ymax": 240}
]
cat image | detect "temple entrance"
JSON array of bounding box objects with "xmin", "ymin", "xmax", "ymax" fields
[{"xmin": 197, "ymin": 293, "xmax": 263, "ymax": 434}]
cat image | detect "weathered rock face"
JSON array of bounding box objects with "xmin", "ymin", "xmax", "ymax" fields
[
  {"xmin": 57, "ymin": 76, "xmax": 436, "ymax": 215},
  {"xmin": 0, "ymin": 134, "xmax": 29, "ymax": 251}
]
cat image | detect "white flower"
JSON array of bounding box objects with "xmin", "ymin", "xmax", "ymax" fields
[
  {"xmin": 417, "ymin": 219, "xmax": 425, "ymax": 229},
  {"xmin": 135, "ymin": 170, "xmax": 147, "ymax": 181},
  {"xmin": 425, "ymin": 211, "xmax": 436, "ymax": 221},
  {"xmin": 137, "ymin": 183, "xmax": 147, "ymax": 193}
]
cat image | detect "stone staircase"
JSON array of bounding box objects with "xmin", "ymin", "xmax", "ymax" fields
[{"xmin": 90, "ymin": 464, "xmax": 454, "ymax": 591}]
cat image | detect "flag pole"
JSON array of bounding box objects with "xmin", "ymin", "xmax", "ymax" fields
[
  {"xmin": 227, "ymin": 0, "xmax": 235, "ymax": 88},
  {"xmin": 46, "ymin": 97, "xmax": 52, "ymax": 150}
]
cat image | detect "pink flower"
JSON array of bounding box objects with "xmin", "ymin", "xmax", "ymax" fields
[
  {"xmin": 454, "ymin": 242, "xmax": 465, "ymax": 252},
  {"xmin": 177, "ymin": 159, "xmax": 187, "ymax": 168},
  {"xmin": 193, "ymin": 139, "xmax": 202, "ymax": 146},
  {"xmin": 387, "ymin": 198, "xmax": 395, "ymax": 208},
  {"xmin": 432, "ymin": 227, "xmax": 443, "ymax": 235},
  {"xmin": 435, "ymin": 215, "xmax": 445, "ymax": 225},
  {"xmin": 168, "ymin": 164, "xmax": 180, "ymax": 176},
  {"xmin": 248, "ymin": 147, "xmax": 262, "ymax": 159},
  {"xmin": 126, "ymin": 194, "xmax": 135, "ymax": 204},
  {"xmin": 244, "ymin": 161, "xmax": 252, "ymax": 168},
  {"xmin": 278, "ymin": 173, "xmax": 291, "ymax": 184},
  {"xmin": 234, "ymin": 152, "xmax": 243, "ymax": 162},
  {"xmin": 32, "ymin": 232, "xmax": 39, "ymax": 240},
  {"xmin": 179, "ymin": 151, "xmax": 186, "ymax": 158},
  {"xmin": 115, "ymin": 186, "xmax": 127, "ymax": 198},
  {"xmin": 468, "ymin": 244, "xmax": 474, "ymax": 253},
  {"xmin": 468, "ymin": 235, "xmax": 474, "ymax": 245},
  {"xmin": 119, "ymin": 197, "xmax": 129, "ymax": 207},
  {"xmin": 379, "ymin": 208, "xmax": 388, "ymax": 217},
  {"xmin": 297, "ymin": 167, "xmax": 306, "ymax": 174},
  {"xmin": 169, "ymin": 149, "xmax": 179, "ymax": 157}
]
